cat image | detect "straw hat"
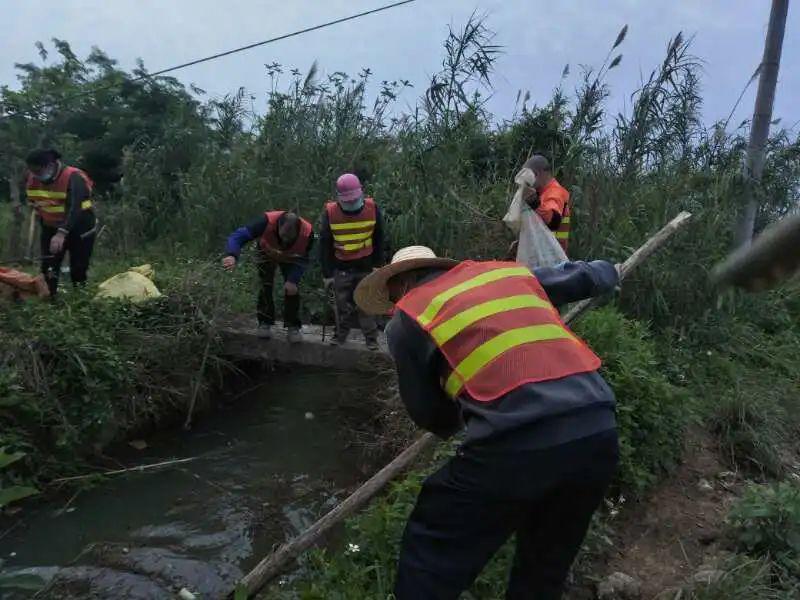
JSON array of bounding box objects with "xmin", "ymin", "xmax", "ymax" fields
[{"xmin": 354, "ymin": 246, "xmax": 459, "ymax": 315}]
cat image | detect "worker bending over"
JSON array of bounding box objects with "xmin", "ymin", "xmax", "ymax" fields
[
  {"xmin": 25, "ymin": 148, "xmax": 97, "ymax": 296},
  {"xmin": 319, "ymin": 173, "xmax": 385, "ymax": 350},
  {"xmin": 523, "ymin": 154, "xmax": 571, "ymax": 254},
  {"xmin": 355, "ymin": 246, "xmax": 620, "ymax": 599},
  {"xmin": 223, "ymin": 210, "xmax": 314, "ymax": 343}
]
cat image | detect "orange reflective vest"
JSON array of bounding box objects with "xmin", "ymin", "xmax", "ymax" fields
[
  {"xmin": 26, "ymin": 166, "xmax": 94, "ymax": 227},
  {"xmin": 325, "ymin": 198, "xmax": 376, "ymax": 261},
  {"xmin": 537, "ymin": 179, "xmax": 571, "ymax": 253},
  {"xmin": 259, "ymin": 211, "xmax": 313, "ymax": 262},
  {"xmin": 556, "ymin": 202, "xmax": 571, "ymax": 253},
  {"xmin": 396, "ymin": 260, "xmax": 600, "ymax": 401}
]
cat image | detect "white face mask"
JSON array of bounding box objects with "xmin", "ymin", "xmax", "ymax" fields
[{"xmin": 34, "ymin": 165, "xmax": 57, "ymax": 183}]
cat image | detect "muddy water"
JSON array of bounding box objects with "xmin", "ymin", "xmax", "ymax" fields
[{"xmin": 0, "ymin": 368, "xmax": 386, "ymax": 599}]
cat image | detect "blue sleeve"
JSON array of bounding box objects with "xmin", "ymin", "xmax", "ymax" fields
[
  {"xmin": 225, "ymin": 227, "xmax": 255, "ymax": 258},
  {"xmin": 225, "ymin": 217, "xmax": 267, "ymax": 258},
  {"xmin": 533, "ymin": 260, "xmax": 619, "ymax": 307},
  {"xmin": 386, "ymin": 311, "xmax": 463, "ymax": 439}
]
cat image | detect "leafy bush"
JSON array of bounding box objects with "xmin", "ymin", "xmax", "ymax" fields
[
  {"xmin": 0, "ymin": 447, "xmax": 39, "ymax": 508},
  {"xmin": 0, "ymin": 277, "xmax": 223, "ymax": 481},
  {"xmin": 575, "ymin": 307, "xmax": 686, "ymax": 495},
  {"xmin": 727, "ymin": 481, "xmax": 800, "ymax": 577}
]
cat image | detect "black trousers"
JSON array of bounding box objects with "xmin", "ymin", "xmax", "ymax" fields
[
  {"xmin": 257, "ymin": 257, "xmax": 300, "ymax": 327},
  {"xmin": 395, "ymin": 429, "xmax": 619, "ymax": 600},
  {"xmin": 40, "ymin": 224, "xmax": 96, "ymax": 297}
]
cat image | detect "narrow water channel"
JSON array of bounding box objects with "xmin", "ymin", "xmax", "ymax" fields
[{"xmin": 0, "ymin": 367, "xmax": 387, "ymax": 599}]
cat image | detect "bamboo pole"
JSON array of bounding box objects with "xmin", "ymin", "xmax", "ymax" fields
[
  {"xmin": 713, "ymin": 212, "xmax": 800, "ymax": 292},
  {"xmin": 236, "ymin": 433, "xmax": 436, "ymax": 596},
  {"xmin": 51, "ymin": 456, "xmax": 200, "ymax": 484},
  {"xmin": 236, "ymin": 210, "xmax": 694, "ymax": 598},
  {"xmin": 563, "ymin": 211, "xmax": 692, "ymax": 323}
]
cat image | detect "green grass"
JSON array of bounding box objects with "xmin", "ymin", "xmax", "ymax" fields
[{"xmin": 683, "ymin": 555, "xmax": 797, "ymax": 600}]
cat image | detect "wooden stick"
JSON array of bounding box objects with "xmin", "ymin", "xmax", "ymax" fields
[
  {"xmin": 712, "ymin": 212, "xmax": 800, "ymax": 292},
  {"xmin": 236, "ymin": 211, "xmax": 694, "ymax": 597},
  {"xmin": 235, "ymin": 433, "xmax": 436, "ymax": 597},
  {"xmin": 26, "ymin": 208, "xmax": 37, "ymax": 261},
  {"xmin": 51, "ymin": 456, "xmax": 200, "ymax": 484},
  {"xmin": 563, "ymin": 211, "xmax": 693, "ymax": 324}
]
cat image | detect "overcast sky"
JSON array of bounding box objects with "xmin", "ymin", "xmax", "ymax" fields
[{"xmin": 2, "ymin": 1, "xmax": 798, "ymax": 131}]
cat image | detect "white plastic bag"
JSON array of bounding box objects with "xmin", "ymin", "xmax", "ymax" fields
[
  {"xmin": 503, "ymin": 167, "xmax": 568, "ymax": 269},
  {"xmin": 502, "ymin": 168, "xmax": 535, "ymax": 234}
]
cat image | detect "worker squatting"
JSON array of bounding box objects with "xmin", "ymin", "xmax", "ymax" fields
[{"xmin": 27, "ymin": 147, "xmax": 620, "ymax": 599}]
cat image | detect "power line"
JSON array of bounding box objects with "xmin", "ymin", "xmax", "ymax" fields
[
  {"xmin": 0, "ymin": 0, "xmax": 418, "ymax": 120},
  {"xmin": 131, "ymin": 0, "xmax": 418, "ymax": 82}
]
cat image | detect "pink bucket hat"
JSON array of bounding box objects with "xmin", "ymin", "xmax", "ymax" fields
[{"xmin": 336, "ymin": 173, "xmax": 363, "ymax": 203}]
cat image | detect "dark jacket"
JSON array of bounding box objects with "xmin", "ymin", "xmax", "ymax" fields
[{"xmin": 385, "ymin": 260, "xmax": 619, "ymax": 451}]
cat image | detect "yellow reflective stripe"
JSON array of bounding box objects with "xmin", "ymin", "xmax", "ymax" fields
[
  {"xmin": 27, "ymin": 190, "xmax": 67, "ymax": 199},
  {"xmin": 431, "ymin": 294, "xmax": 553, "ymax": 346},
  {"xmin": 556, "ymin": 231, "xmax": 569, "ymax": 239},
  {"xmin": 418, "ymin": 266, "xmax": 531, "ymax": 327},
  {"xmin": 332, "ymin": 231, "xmax": 373, "ymax": 242},
  {"xmin": 444, "ymin": 324, "xmax": 576, "ymax": 397},
  {"xmin": 341, "ymin": 238, "xmax": 373, "ymax": 251},
  {"xmin": 35, "ymin": 200, "xmax": 92, "ymax": 212},
  {"xmin": 330, "ymin": 220, "xmax": 375, "ymax": 231},
  {"xmin": 561, "ymin": 216, "xmax": 570, "ymax": 224}
]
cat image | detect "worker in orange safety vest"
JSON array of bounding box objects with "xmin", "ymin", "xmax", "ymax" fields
[
  {"xmin": 319, "ymin": 173, "xmax": 385, "ymax": 350},
  {"xmin": 223, "ymin": 210, "xmax": 314, "ymax": 343},
  {"xmin": 25, "ymin": 148, "xmax": 97, "ymax": 296},
  {"xmin": 522, "ymin": 154, "xmax": 571, "ymax": 254},
  {"xmin": 354, "ymin": 246, "xmax": 621, "ymax": 599}
]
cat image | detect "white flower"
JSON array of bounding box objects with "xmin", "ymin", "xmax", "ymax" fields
[{"xmin": 347, "ymin": 543, "xmax": 361, "ymax": 554}]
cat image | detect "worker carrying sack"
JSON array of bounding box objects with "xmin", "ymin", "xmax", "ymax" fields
[{"xmin": 502, "ymin": 167, "xmax": 568, "ymax": 269}]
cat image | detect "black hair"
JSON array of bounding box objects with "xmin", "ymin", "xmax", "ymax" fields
[
  {"xmin": 277, "ymin": 211, "xmax": 301, "ymax": 239},
  {"xmin": 25, "ymin": 148, "xmax": 62, "ymax": 168}
]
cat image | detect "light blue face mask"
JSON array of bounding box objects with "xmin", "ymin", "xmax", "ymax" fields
[{"xmin": 339, "ymin": 195, "xmax": 365, "ymax": 213}]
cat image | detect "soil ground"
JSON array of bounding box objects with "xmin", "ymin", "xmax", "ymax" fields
[{"xmin": 574, "ymin": 427, "xmax": 742, "ymax": 599}]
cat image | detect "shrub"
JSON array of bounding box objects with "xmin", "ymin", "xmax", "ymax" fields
[
  {"xmin": 727, "ymin": 481, "xmax": 800, "ymax": 578},
  {"xmin": 575, "ymin": 307, "xmax": 686, "ymax": 495},
  {"xmin": 0, "ymin": 277, "xmax": 223, "ymax": 481}
]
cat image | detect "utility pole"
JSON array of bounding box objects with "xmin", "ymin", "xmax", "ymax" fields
[{"xmin": 735, "ymin": 0, "xmax": 790, "ymax": 248}]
